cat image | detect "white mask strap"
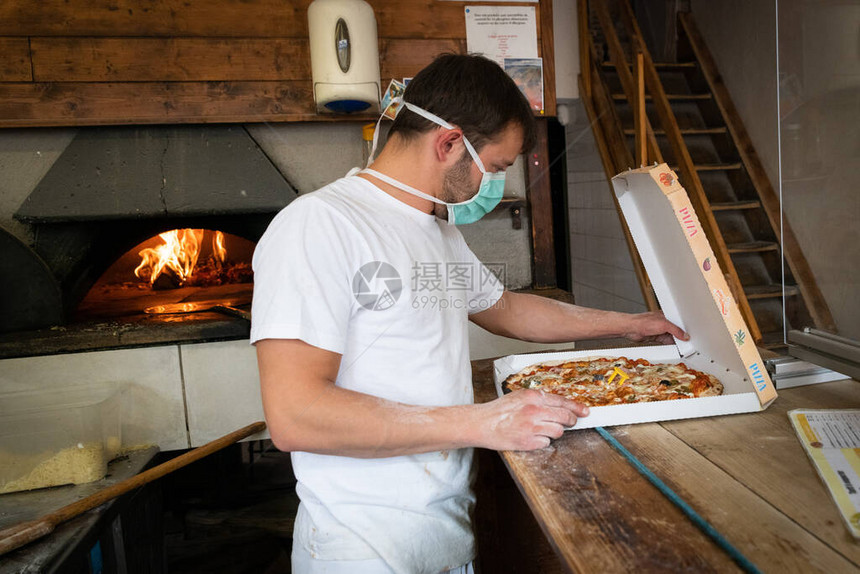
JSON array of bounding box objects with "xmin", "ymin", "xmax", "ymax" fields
[
  {"xmin": 362, "ymin": 168, "xmax": 445, "ymax": 205},
  {"xmin": 367, "ymin": 101, "xmax": 393, "ymax": 168},
  {"xmin": 460, "ymin": 137, "xmax": 486, "ymax": 173},
  {"xmin": 401, "ymin": 102, "xmax": 487, "ymax": 173},
  {"xmin": 401, "ymin": 102, "xmax": 456, "ymax": 130},
  {"xmin": 367, "ymin": 100, "xmax": 488, "ymax": 174}
]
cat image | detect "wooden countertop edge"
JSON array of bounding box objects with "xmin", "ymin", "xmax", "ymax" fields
[
  {"xmin": 471, "ymin": 335, "xmax": 860, "ymax": 571},
  {"xmin": 490, "ymin": 387, "xmax": 860, "ymax": 572}
]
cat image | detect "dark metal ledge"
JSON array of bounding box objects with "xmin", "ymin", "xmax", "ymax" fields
[{"xmin": 0, "ymin": 314, "xmax": 250, "ymax": 360}]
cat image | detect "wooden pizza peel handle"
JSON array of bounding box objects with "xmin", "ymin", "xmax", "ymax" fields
[{"xmin": 0, "ymin": 421, "xmax": 266, "ymax": 557}]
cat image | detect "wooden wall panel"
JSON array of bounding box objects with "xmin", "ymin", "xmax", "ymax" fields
[
  {"xmin": 0, "ymin": 38, "xmax": 32, "ymax": 81},
  {"xmin": 0, "ymin": 0, "xmax": 555, "ymax": 126},
  {"xmin": 0, "ymin": 0, "xmax": 311, "ymax": 38},
  {"xmin": 0, "ymin": 0, "xmax": 469, "ymax": 39},
  {"xmin": 379, "ymin": 39, "xmax": 466, "ymax": 80},
  {"xmin": 30, "ymin": 38, "xmax": 464, "ymax": 83},
  {"xmin": 538, "ymin": 0, "xmax": 556, "ymax": 119},
  {"xmin": 526, "ymin": 119, "xmax": 556, "ymax": 287},
  {"xmin": 0, "ymin": 82, "xmax": 315, "ymax": 127},
  {"xmin": 31, "ymin": 38, "xmax": 312, "ymax": 82}
]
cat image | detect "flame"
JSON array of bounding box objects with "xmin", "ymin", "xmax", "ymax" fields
[
  {"xmin": 135, "ymin": 229, "xmax": 205, "ymax": 285},
  {"xmin": 212, "ymin": 231, "xmax": 226, "ymax": 266}
]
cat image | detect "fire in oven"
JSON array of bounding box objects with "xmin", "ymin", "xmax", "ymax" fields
[
  {"xmin": 77, "ymin": 228, "xmax": 255, "ymax": 322},
  {"xmin": 0, "ymin": 125, "xmax": 296, "ymax": 358}
]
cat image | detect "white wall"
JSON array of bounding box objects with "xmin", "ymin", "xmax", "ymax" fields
[
  {"xmin": 691, "ymin": 1, "xmax": 860, "ymax": 338},
  {"xmin": 553, "ymin": 0, "xmax": 580, "ymax": 101},
  {"xmin": 690, "ymin": 0, "xmax": 780, "ymax": 183},
  {"xmin": 777, "ymin": 0, "xmax": 860, "ymax": 339},
  {"xmin": 565, "ymin": 101, "xmax": 648, "ymax": 314}
]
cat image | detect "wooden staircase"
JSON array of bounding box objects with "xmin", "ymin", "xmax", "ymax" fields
[{"xmin": 577, "ymin": 0, "xmax": 835, "ymax": 349}]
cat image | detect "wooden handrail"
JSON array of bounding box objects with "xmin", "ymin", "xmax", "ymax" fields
[
  {"xmin": 678, "ymin": 12, "xmax": 835, "ymax": 332},
  {"xmin": 634, "ymin": 51, "xmax": 647, "ymax": 166},
  {"xmin": 589, "ymin": 45, "xmax": 634, "ymax": 170},
  {"xmin": 592, "ymin": 0, "xmax": 663, "ymax": 166},
  {"xmin": 611, "ymin": 0, "xmax": 761, "ymax": 341},
  {"xmin": 582, "ymin": 37, "xmax": 659, "ymax": 311}
]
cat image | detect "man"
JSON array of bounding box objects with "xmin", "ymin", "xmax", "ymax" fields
[{"xmin": 251, "ymin": 54, "xmax": 687, "ymax": 574}]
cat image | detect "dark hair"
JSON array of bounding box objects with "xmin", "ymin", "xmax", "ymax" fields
[{"xmin": 388, "ymin": 53, "xmax": 537, "ymax": 153}]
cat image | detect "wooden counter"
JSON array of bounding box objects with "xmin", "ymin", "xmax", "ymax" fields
[{"xmin": 472, "ymin": 343, "xmax": 860, "ymax": 573}]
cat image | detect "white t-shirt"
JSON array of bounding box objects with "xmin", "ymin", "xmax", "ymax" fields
[{"xmin": 250, "ymin": 175, "xmax": 504, "ymax": 574}]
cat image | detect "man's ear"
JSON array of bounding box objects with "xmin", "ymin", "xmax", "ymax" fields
[{"xmin": 433, "ymin": 128, "xmax": 464, "ymax": 165}]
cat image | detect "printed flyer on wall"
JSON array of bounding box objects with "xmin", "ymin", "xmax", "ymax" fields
[{"xmin": 789, "ymin": 409, "xmax": 860, "ymax": 538}]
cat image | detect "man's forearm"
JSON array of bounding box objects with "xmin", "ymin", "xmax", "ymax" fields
[
  {"xmin": 257, "ymin": 338, "xmax": 588, "ymax": 458},
  {"xmin": 479, "ymin": 292, "xmax": 640, "ymax": 343},
  {"xmin": 265, "ymin": 382, "xmax": 482, "ymax": 458}
]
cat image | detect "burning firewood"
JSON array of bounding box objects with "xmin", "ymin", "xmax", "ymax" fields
[{"xmin": 151, "ymin": 267, "xmax": 183, "ymax": 290}]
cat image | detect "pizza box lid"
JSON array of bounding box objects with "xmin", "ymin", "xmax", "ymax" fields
[
  {"xmin": 492, "ymin": 164, "xmax": 776, "ymax": 426},
  {"xmin": 610, "ymin": 164, "xmax": 776, "ymax": 406}
]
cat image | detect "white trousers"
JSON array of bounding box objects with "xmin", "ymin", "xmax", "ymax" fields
[{"xmin": 291, "ymin": 541, "xmax": 475, "ymax": 574}]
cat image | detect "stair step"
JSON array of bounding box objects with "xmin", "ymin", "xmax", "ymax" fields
[
  {"xmin": 711, "ymin": 200, "xmax": 761, "ymax": 211},
  {"xmin": 759, "ymin": 331, "xmax": 788, "ymax": 351},
  {"xmin": 602, "ymin": 61, "xmax": 697, "ymax": 69},
  {"xmin": 670, "ymin": 162, "xmax": 743, "ymax": 172},
  {"xmin": 728, "ymin": 241, "xmax": 779, "ymax": 253},
  {"xmin": 623, "ymin": 127, "xmax": 728, "ymax": 136},
  {"xmin": 612, "ymin": 93, "xmax": 713, "ymax": 102},
  {"xmin": 745, "ymin": 284, "xmax": 800, "ymax": 299}
]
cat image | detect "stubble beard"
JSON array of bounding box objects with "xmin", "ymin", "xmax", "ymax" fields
[
  {"xmin": 436, "ymin": 150, "xmax": 477, "ymax": 220},
  {"xmin": 441, "ymin": 150, "xmax": 476, "ymax": 203}
]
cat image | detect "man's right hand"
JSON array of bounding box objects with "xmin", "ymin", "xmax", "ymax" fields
[
  {"xmin": 258, "ymin": 338, "xmax": 589, "ymax": 457},
  {"xmin": 474, "ymin": 390, "xmax": 589, "ymax": 451}
]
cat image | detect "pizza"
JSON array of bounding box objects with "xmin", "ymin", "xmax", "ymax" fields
[{"xmin": 503, "ymin": 356, "xmax": 723, "ymax": 406}]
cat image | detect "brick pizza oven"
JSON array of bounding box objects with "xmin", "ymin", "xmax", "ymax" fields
[{"xmin": 1, "ymin": 124, "xmax": 296, "ymax": 357}]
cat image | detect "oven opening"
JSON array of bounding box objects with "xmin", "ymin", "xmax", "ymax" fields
[{"xmin": 76, "ymin": 228, "xmax": 255, "ymax": 322}]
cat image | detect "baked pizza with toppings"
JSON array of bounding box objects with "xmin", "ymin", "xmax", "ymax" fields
[{"xmin": 503, "ymin": 357, "xmax": 723, "ymax": 406}]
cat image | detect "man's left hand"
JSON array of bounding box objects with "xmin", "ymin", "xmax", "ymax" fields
[{"xmin": 623, "ymin": 311, "xmax": 689, "ymax": 345}]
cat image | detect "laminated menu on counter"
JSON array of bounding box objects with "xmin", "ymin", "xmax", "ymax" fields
[{"xmin": 789, "ymin": 409, "xmax": 860, "ymax": 538}]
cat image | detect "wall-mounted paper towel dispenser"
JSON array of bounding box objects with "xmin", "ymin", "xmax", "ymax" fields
[{"xmin": 308, "ymin": 0, "xmax": 381, "ymax": 114}]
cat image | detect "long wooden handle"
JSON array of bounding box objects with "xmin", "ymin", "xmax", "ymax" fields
[{"xmin": 0, "ymin": 421, "xmax": 266, "ymax": 556}]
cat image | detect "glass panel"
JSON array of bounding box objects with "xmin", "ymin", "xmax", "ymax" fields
[{"xmin": 777, "ymin": 0, "xmax": 860, "ymax": 344}]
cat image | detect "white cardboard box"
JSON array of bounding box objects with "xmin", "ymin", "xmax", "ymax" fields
[{"xmin": 494, "ymin": 164, "xmax": 777, "ymax": 428}]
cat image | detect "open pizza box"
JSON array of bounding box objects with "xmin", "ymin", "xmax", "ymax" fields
[{"xmin": 493, "ymin": 163, "xmax": 777, "ymax": 429}]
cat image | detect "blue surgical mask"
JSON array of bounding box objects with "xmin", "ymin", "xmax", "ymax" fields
[{"xmin": 362, "ymin": 100, "xmax": 507, "ymax": 225}]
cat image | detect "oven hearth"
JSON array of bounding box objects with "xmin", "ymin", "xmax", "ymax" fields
[
  {"xmin": 76, "ymin": 228, "xmax": 254, "ymax": 320},
  {"xmin": 0, "ymin": 125, "xmax": 297, "ymax": 358}
]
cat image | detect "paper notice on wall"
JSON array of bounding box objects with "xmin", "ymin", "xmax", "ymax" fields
[
  {"xmin": 465, "ymin": 6, "xmax": 538, "ymax": 67},
  {"xmin": 789, "ymin": 409, "xmax": 860, "ymax": 538}
]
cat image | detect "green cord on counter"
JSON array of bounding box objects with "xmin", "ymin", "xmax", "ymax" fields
[{"xmin": 595, "ymin": 426, "xmax": 762, "ymax": 574}]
